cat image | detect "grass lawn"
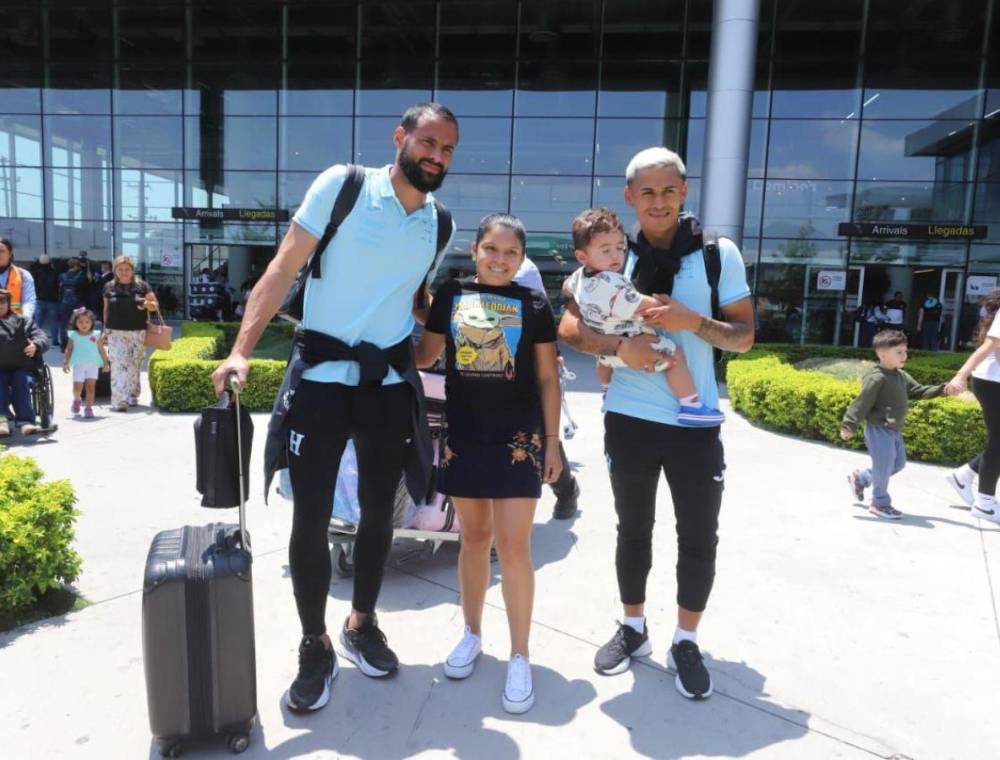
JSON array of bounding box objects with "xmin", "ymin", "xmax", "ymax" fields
[{"xmin": 0, "ymin": 588, "xmax": 91, "ymax": 633}]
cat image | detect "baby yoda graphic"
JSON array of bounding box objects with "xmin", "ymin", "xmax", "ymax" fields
[{"xmin": 453, "ymin": 302, "xmax": 520, "ymax": 379}]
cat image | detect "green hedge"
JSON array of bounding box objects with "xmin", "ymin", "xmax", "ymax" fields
[
  {"xmin": 148, "ymin": 322, "xmax": 290, "ymax": 412},
  {"xmin": 726, "ymin": 348, "xmax": 985, "ymax": 465},
  {"xmin": 0, "ymin": 452, "xmax": 81, "ymax": 615}
]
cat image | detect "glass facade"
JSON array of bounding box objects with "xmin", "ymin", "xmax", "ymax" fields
[{"xmin": 0, "ymin": 0, "xmax": 997, "ymax": 346}]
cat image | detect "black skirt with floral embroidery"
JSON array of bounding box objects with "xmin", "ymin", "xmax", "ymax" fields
[{"xmin": 436, "ymin": 405, "xmax": 545, "ymax": 499}]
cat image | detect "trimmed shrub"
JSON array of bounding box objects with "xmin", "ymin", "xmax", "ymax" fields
[
  {"xmin": 0, "ymin": 452, "xmax": 82, "ymax": 615},
  {"xmin": 726, "ymin": 349, "xmax": 985, "ymax": 465}
]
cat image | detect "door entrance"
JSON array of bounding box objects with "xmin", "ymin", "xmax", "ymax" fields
[{"xmin": 184, "ymin": 243, "xmax": 272, "ymax": 319}]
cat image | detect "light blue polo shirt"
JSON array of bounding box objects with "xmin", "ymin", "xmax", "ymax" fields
[
  {"xmin": 292, "ymin": 164, "xmax": 455, "ymax": 385},
  {"xmin": 603, "ymin": 237, "xmax": 751, "ymax": 426}
]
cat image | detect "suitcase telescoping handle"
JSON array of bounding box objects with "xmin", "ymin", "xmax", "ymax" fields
[{"xmin": 229, "ymin": 374, "xmax": 249, "ymax": 551}]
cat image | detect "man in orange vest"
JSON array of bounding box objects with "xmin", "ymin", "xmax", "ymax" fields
[{"xmin": 0, "ymin": 238, "xmax": 37, "ymax": 320}]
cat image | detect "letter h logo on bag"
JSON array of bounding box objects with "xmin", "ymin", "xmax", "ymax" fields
[{"xmin": 289, "ymin": 430, "xmax": 305, "ymax": 456}]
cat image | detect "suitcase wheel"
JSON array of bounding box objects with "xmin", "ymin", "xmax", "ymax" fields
[
  {"xmin": 158, "ymin": 740, "xmax": 182, "ymax": 758},
  {"xmin": 228, "ymin": 733, "xmax": 250, "ymax": 754}
]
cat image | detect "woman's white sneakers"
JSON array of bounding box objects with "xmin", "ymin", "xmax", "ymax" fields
[
  {"xmin": 502, "ymin": 654, "xmax": 535, "ymax": 714},
  {"xmin": 443, "ymin": 626, "xmax": 482, "ymax": 679},
  {"xmin": 972, "ymin": 493, "xmax": 1000, "ymax": 525}
]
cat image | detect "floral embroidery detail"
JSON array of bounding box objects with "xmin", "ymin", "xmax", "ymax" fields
[{"xmin": 508, "ymin": 430, "xmax": 542, "ymax": 471}]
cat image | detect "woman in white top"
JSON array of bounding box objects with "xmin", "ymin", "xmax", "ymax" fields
[{"xmin": 945, "ymin": 289, "xmax": 1000, "ymax": 523}]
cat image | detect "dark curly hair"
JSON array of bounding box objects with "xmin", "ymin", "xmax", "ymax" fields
[{"xmin": 976, "ymin": 288, "xmax": 1000, "ymax": 344}]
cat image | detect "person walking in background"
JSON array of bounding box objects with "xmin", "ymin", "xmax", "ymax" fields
[
  {"xmin": 29, "ymin": 253, "xmax": 59, "ymax": 344},
  {"xmin": 62, "ymin": 307, "xmax": 110, "ymax": 419},
  {"xmin": 416, "ymin": 213, "xmax": 562, "ymax": 714},
  {"xmin": 884, "ymin": 291, "xmax": 906, "ymax": 331},
  {"xmin": 944, "ymin": 289, "xmax": 1000, "ymax": 525},
  {"xmin": 916, "ymin": 291, "xmax": 943, "ymax": 350},
  {"xmin": 103, "ymin": 255, "xmax": 158, "ymax": 412},
  {"xmin": 0, "ymin": 238, "xmax": 37, "ymax": 320},
  {"xmin": 843, "ymin": 330, "xmax": 952, "ymax": 519},
  {"xmin": 57, "ymin": 257, "xmax": 85, "ymax": 349}
]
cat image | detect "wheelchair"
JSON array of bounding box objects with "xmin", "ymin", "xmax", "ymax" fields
[{"xmin": 27, "ymin": 360, "xmax": 58, "ymax": 434}]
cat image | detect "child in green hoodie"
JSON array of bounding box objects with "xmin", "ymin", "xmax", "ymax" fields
[{"xmin": 841, "ymin": 329, "xmax": 952, "ymax": 518}]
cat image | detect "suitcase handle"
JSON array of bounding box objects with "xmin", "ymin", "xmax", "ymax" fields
[{"xmin": 229, "ymin": 375, "xmax": 249, "ymax": 551}]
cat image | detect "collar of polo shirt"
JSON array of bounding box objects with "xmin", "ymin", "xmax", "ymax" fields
[{"xmin": 368, "ymin": 165, "xmax": 435, "ymax": 214}]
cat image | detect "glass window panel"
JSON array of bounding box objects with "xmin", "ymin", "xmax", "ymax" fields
[
  {"xmin": 47, "ymin": 4, "xmax": 113, "ymax": 61},
  {"xmin": 686, "ymin": 118, "xmax": 766, "ymax": 178},
  {"xmin": 434, "ymin": 229, "xmax": 478, "ymax": 287},
  {"xmin": 970, "ymin": 245, "xmax": 1000, "ymax": 264},
  {"xmin": 0, "ymin": 167, "xmax": 44, "ymax": 218},
  {"xmin": 849, "ymin": 240, "xmax": 967, "ymax": 267},
  {"xmin": 117, "ymin": 4, "xmax": 186, "ymax": 60},
  {"xmin": 744, "ymin": 179, "xmax": 764, "ymax": 238},
  {"xmin": 519, "ymin": 0, "xmax": 601, "ymax": 58},
  {"xmin": 978, "ymin": 118, "xmax": 1000, "ymax": 180},
  {"xmin": 862, "ymin": 59, "xmax": 983, "ymax": 120},
  {"xmin": 436, "ymin": 59, "xmax": 515, "ymax": 117},
  {"xmin": 767, "ymin": 120, "xmax": 858, "ymax": 179},
  {"xmin": 46, "ymin": 219, "xmax": 114, "ymax": 259},
  {"xmin": 602, "ymin": 1, "xmax": 685, "ymax": 59},
  {"xmin": 285, "ymin": 0, "xmax": 356, "ymax": 61},
  {"xmin": 866, "ymin": 0, "xmax": 986, "ymax": 61},
  {"xmin": 439, "ymin": 0, "xmax": 516, "ymax": 57},
  {"xmin": 184, "ymin": 170, "xmax": 277, "ymax": 209},
  {"xmin": 185, "ymin": 116, "xmax": 278, "ymax": 172},
  {"xmin": 773, "ymin": 0, "xmax": 864, "ymax": 59},
  {"xmin": 361, "ymin": 1, "xmax": 435, "ymax": 57},
  {"xmin": 512, "ymin": 118, "xmax": 594, "ymax": 175},
  {"xmin": 858, "ymin": 120, "xmax": 975, "ymax": 182},
  {"xmin": 684, "ymin": 176, "xmax": 701, "ymax": 217},
  {"xmin": 357, "ymin": 58, "xmax": 433, "ymax": 116},
  {"xmin": 761, "ymin": 179, "xmax": 853, "ymax": 239},
  {"xmin": 770, "ymin": 59, "xmax": 861, "ymax": 119},
  {"xmin": 448, "ymin": 117, "xmax": 511, "ymax": 174},
  {"xmin": 0, "ymin": 68, "xmax": 41, "ymax": 113},
  {"xmin": 46, "ymin": 166, "xmax": 112, "ymax": 221},
  {"xmin": 510, "ymin": 175, "xmax": 592, "ymax": 232},
  {"xmin": 0, "ymin": 6, "xmax": 41, "ymax": 64},
  {"xmin": 760, "ymin": 237, "xmax": 847, "ymax": 265},
  {"xmin": 354, "ymin": 116, "xmax": 399, "ymax": 167},
  {"xmin": 433, "ymin": 174, "xmax": 510, "ymax": 231},
  {"xmin": 0, "ymin": 219, "xmax": 45, "ymax": 261},
  {"xmin": 598, "ymin": 60, "xmax": 683, "ymax": 118},
  {"xmin": 114, "ymin": 65, "xmax": 184, "ymax": 115},
  {"xmin": 279, "ymin": 172, "xmax": 317, "ymax": 216},
  {"xmin": 515, "ymin": 59, "xmax": 597, "ymax": 117},
  {"xmin": 592, "ymin": 176, "xmax": 635, "ymax": 231},
  {"xmin": 115, "ymin": 117, "xmax": 183, "ymax": 169},
  {"xmin": 595, "ymin": 119, "xmax": 676, "ymax": 176},
  {"xmin": 116, "ymin": 168, "xmax": 183, "ymax": 223},
  {"xmin": 279, "ymin": 63, "xmax": 355, "ymax": 116},
  {"xmin": 853, "ymin": 180, "xmax": 972, "ymax": 225},
  {"xmin": 972, "ymin": 183, "xmax": 1000, "ymax": 243},
  {"xmin": 0, "ymin": 115, "xmax": 43, "ymax": 166},
  {"xmin": 190, "ymin": 3, "xmax": 283, "ymax": 61},
  {"xmin": 186, "ymin": 64, "xmax": 278, "ymax": 117},
  {"xmin": 687, "ymin": 62, "xmax": 770, "ymax": 119},
  {"xmin": 42, "ymin": 64, "xmax": 112, "ymax": 114},
  {"xmin": 279, "ymin": 117, "xmax": 353, "ymax": 172},
  {"xmin": 183, "ymin": 220, "xmax": 278, "ymax": 245},
  {"xmin": 45, "ymin": 115, "xmax": 112, "ymax": 167}
]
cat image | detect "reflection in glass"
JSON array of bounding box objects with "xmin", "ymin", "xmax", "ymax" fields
[
  {"xmin": 976, "ymin": 118, "xmax": 1000, "ymax": 181},
  {"xmin": 0, "ymin": 115, "xmax": 42, "ymax": 166},
  {"xmin": 858, "ymin": 120, "xmax": 975, "ymax": 182},
  {"xmin": 767, "ymin": 120, "xmax": 859, "ymax": 179},
  {"xmin": 687, "ymin": 119, "xmax": 766, "ymax": 178},
  {"xmin": 357, "ymin": 58, "xmax": 433, "ymax": 116},
  {"xmin": 447, "ymin": 118, "xmax": 511, "ymax": 174},
  {"xmin": 279, "ymin": 117, "xmax": 353, "ymax": 172},
  {"xmin": 185, "ymin": 171, "xmax": 277, "ymax": 210},
  {"xmin": 280, "ymin": 64, "xmax": 355, "ymax": 116},
  {"xmin": 849, "ymin": 240, "xmax": 967, "ymax": 267},
  {"xmin": 761, "ymin": 179, "xmax": 853, "ymax": 239},
  {"xmin": 0, "ymin": 69, "xmax": 41, "ymax": 114},
  {"xmin": 512, "ymin": 119, "xmax": 594, "ymax": 175},
  {"xmin": 43, "ymin": 64, "xmax": 112, "ymax": 114},
  {"xmin": 0, "ymin": 219, "xmax": 45, "ymax": 260},
  {"xmin": 116, "ymin": 169, "xmax": 183, "ymax": 223},
  {"xmin": 854, "ymin": 181, "xmax": 970, "ymax": 225},
  {"xmin": 115, "ymin": 117, "xmax": 183, "ymax": 170},
  {"xmin": 770, "ymin": 60, "xmax": 861, "ymax": 118},
  {"xmin": 45, "ymin": 115, "xmax": 112, "ymax": 167},
  {"xmin": 186, "ymin": 64, "xmax": 278, "ymax": 116},
  {"xmin": 592, "ymin": 176, "xmax": 635, "ymax": 231},
  {"xmin": 595, "ymin": 119, "xmax": 675, "ymax": 176},
  {"xmin": 598, "ymin": 60, "xmax": 682, "ymax": 118},
  {"xmin": 515, "ymin": 60, "xmax": 597, "ymax": 117},
  {"xmin": 46, "ymin": 219, "xmax": 114, "ymax": 259},
  {"xmin": 279, "ymin": 172, "xmax": 317, "ymax": 215},
  {"xmin": 519, "ymin": 0, "xmax": 601, "ymax": 58},
  {"xmin": 744, "ymin": 179, "xmax": 763, "ymax": 238},
  {"xmin": 185, "ymin": 116, "xmax": 278, "ymax": 172},
  {"xmin": 436, "ymin": 60, "xmax": 515, "ymax": 117},
  {"xmin": 0, "ymin": 167, "xmax": 44, "ymax": 219},
  {"xmin": 354, "ymin": 117, "xmax": 399, "ymax": 167},
  {"xmin": 972, "ymin": 183, "xmax": 1000, "ymax": 243},
  {"xmin": 114, "ymin": 65, "xmax": 184, "ymax": 115},
  {"xmin": 184, "ymin": 220, "xmax": 278, "ymax": 246},
  {"xmin": 434, "ymin": 174, "xmax": 510, "ymax": 231},
  {"xmin": 510, "ymin": 175, "xmax": 592, "ymax": 232},
  {"xmin": 46, "ymin": 167, "xmax": 112, "ymax": 222},
  {"xmin": 861, "ymin": 86, "xmax": 982, "ymax": 120}
]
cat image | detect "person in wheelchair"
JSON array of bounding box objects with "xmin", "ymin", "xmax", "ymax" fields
[{"xmin": 0, "ymin": 288, "xmax": 50, "ymax": 437}]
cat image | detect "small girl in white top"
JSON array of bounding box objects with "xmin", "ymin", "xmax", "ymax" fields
[{"xmin": 63, "ymin": 308, "xmax": 110, "ymax": 419}]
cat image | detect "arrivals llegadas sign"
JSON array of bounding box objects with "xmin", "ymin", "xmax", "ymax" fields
[
  {"xmin": 171, "ymin": 207, "xmax": 290, "ymax": 222},
  {"xmin": 838, "ymin": 222, "xmax": 987, "ymax": 240}
]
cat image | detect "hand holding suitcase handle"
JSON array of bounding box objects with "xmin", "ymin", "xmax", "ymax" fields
[{"xmin": 228, "ymin": 374, "xmax": 250, "ymax": 551}]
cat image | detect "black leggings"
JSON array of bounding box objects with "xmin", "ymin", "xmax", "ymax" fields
[
  {"xmin": 969, "ymin": 377, "xmax": 1000, "ymax": 497},
  {"xmin": 287, "ymin": 380, "xmax": 413, "ymax": 636},
  {"xmin": 604, "ymin": 412, "xmax": 725, "ymax": 613}
]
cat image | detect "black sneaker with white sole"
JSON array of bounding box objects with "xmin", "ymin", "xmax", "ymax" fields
[
  {"xmin": 594, "ymin": 622, "xmax": 652, "ymax": 675},
  {"xmin": 285, "ymin": 635, "xmax": 338, "ymax": 712},
  {"xmin": 668, "ymin": 639, "xmax": 712, "ymax": 700},
  {"xmin": 339, "ymin": 615, "xmax": 399, "ymax": 677}
]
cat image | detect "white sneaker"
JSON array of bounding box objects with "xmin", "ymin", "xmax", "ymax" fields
[
  {"xmin": 946, "ymin": 471, "xmax": 975, "ymax": 506},
  {"xmin": 502, "ymin": 654, "xmax": 534, "ymax": 714},
  {"xmin": 443, "ymin": 626, "xmax": 481, "ymax": 679},
  {"xmin": 972, "ymin": 494, "xmax": 1000, "ymax": 525}
]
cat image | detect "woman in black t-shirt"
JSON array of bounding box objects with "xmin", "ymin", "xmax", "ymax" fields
[
  {"xmin": 416, "ymin": 213, "xmax": 561, "ymax": 715},
  {"xmin": 102, "ymin": 255, "xmax": 158, "ymax": 411}
]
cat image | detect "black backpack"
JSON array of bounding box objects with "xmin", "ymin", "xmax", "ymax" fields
[
  {"xmin": 280, "ymin": 164, "xmax": 453, "ymax": 321},
  {"xmin": 701, "ymin": 232, "xmax": 723, "ymax": 364}
]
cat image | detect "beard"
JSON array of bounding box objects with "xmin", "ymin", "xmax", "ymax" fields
[{"xmin": 398, "ymin": 143, "xmax": 447, "ymax": 193}]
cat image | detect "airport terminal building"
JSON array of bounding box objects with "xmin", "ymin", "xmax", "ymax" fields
[{"xmin": 2, "ymin": 0, "xmax": 1000, "ymax": 347}]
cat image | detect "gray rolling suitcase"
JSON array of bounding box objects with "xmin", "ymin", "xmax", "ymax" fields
[{"xmin": 142, "ymin": 379, "xmax": 256, "ymax": 757}]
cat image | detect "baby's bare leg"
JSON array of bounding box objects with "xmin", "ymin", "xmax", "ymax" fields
[{"xmin": 664, "ymin": 347, "xmax": 698, "ymax": 400}]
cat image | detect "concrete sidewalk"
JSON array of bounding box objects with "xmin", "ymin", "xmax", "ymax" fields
[{"xmin": 1, "ymin": 348, "xmax": 998, "ymax": 759}]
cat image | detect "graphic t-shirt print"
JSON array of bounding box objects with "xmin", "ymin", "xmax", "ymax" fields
[{"xmin": 449, "ymin": 291, "xmax": 523, "ymax": 380}]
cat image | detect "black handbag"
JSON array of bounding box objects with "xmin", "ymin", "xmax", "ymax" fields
[{"xmin": 194, "ymin": 385, "xmax": 253, "ymax": 509}]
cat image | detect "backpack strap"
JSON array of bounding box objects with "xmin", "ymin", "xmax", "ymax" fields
[
  {"xmin": 308, "ymin": 163, "xmax": 366, "ymax": 279},
  {"xmin": 415, "ymin": 200, "xmax": 453, "ymax": 309},
  {"xmin": 702, "ymin": 231, "xmax": 723, "ymax": 363}
]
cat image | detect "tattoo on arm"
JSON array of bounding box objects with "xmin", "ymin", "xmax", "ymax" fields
[
  {"xmin": 563, "ymin": 322, "xmax": 620, "ymax": 356},
  {"xmin": 695, "ymin": 316, "xmax": 752, "ymax": 352}
]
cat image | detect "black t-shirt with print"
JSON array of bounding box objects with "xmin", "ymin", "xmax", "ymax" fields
[
  {"xmin": 103, "ymin": 280, "xmax": 152, "ymax": 330},
  {"xmin": 425, "ymin": 278, "xmax": 557, "ymax": 413}
]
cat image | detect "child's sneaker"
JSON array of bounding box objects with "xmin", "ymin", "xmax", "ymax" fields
[
  {"xmin": 676, "ymin": 404, "xmax": 725, "ymax": 427},
  {"xmin": 848, "ymin": 471, "xmax": 865, "ymax": 502},
  {"xmin": 869, "ymin": 503, "xmax": 903, "ymax": 519},
  {"xmin": 84, "ymin": 406, "xmax": 94, "ymax": 419},
  {"xmin": 443, "ymin": 626, "xmax": 481, "ymax": 679},
  {"xmin": 71, "ymin": 399, "xmax": 81, "ymax": 414},
  {"xmin": 502, "ymin": 654, "xmax": 534, "ymax": 714}
]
